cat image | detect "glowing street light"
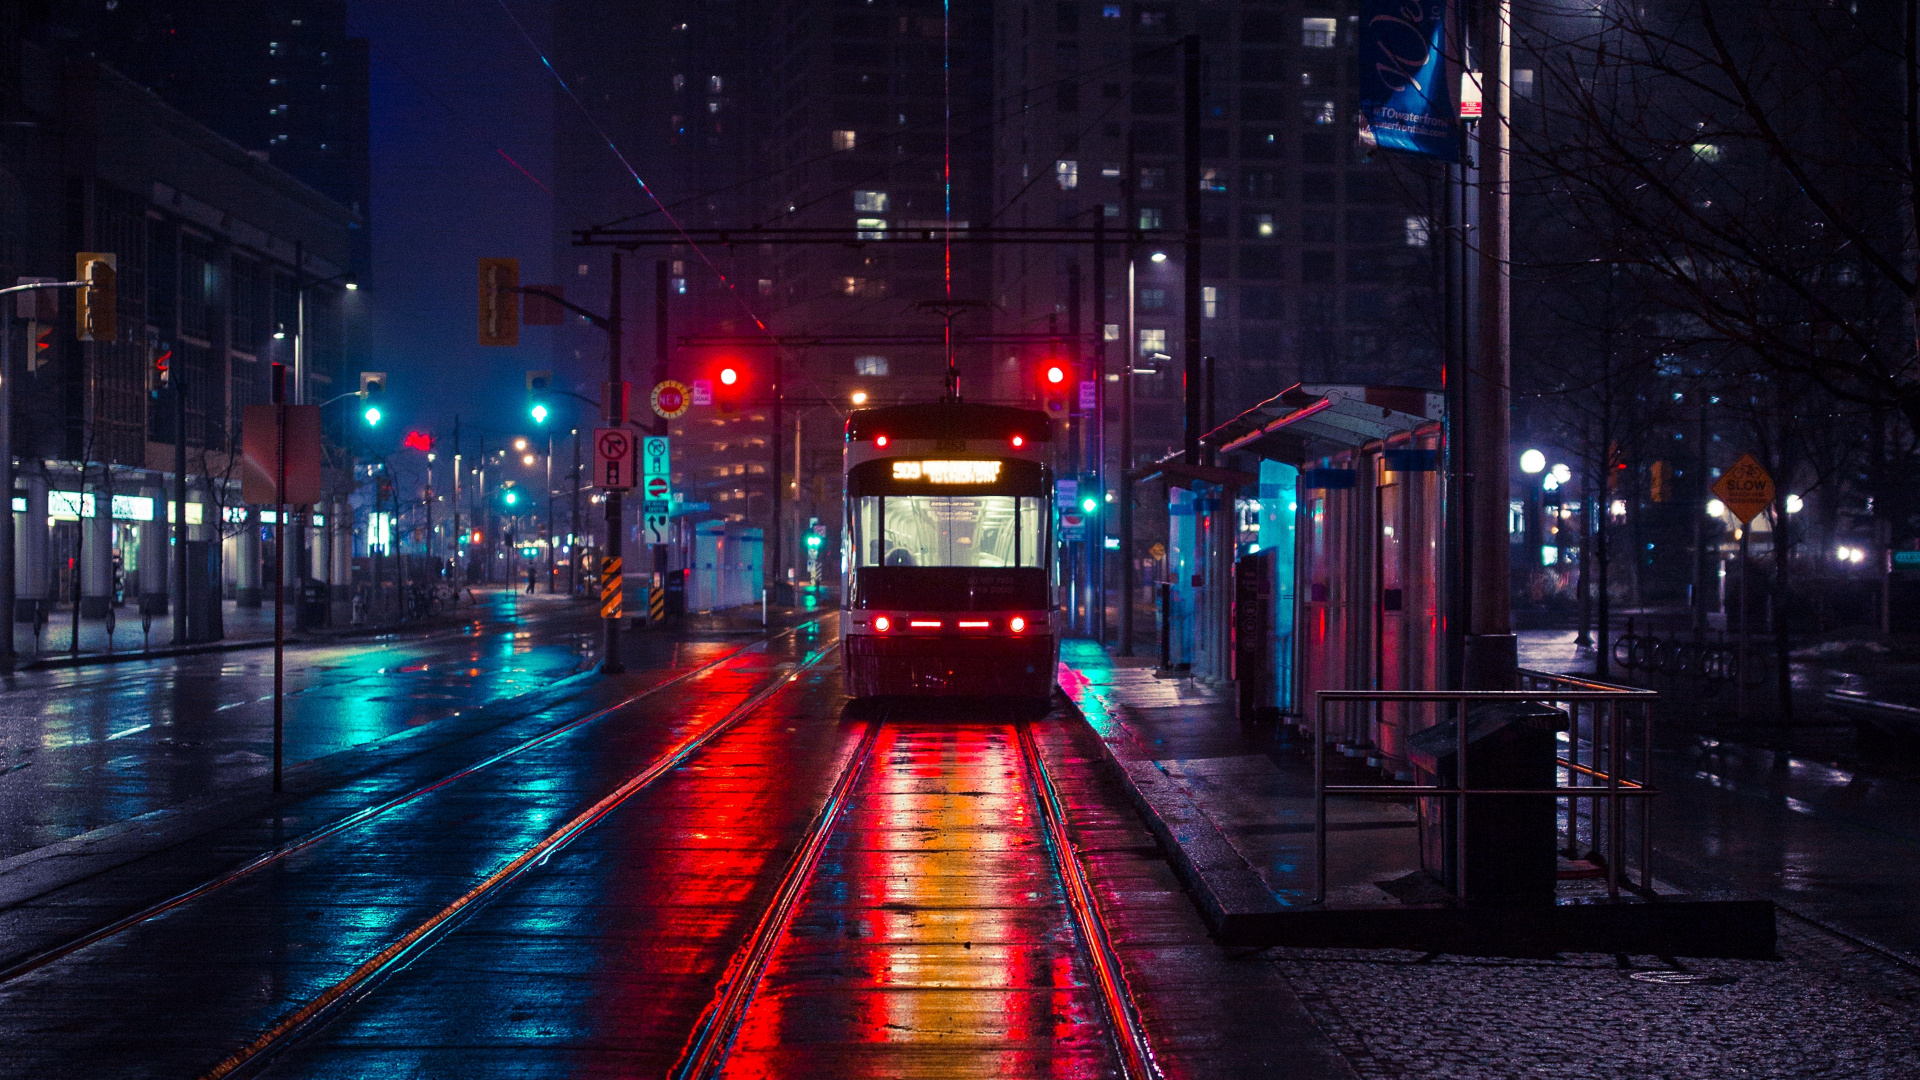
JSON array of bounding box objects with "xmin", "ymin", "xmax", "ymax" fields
[
  {"xmin": 851, "ymin": 390, "xmax": 868, "ymax": 405},
  {"xmin": 1519, "ymin": 448, "xmax": 1546, "ymax": 474}
]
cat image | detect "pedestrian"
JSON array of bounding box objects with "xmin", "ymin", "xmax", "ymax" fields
[{"xmin": 525, "ymin": 566, "xmax": 536, "ymax": 594}]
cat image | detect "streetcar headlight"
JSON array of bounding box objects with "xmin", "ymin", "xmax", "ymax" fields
[
  {"xmin": 873, "ymin": 615, "xmax": 891, "ymax": 632},
  {"xmin": 1009, "ymin": 615, "xmax": 1027, "ymax": 634}
]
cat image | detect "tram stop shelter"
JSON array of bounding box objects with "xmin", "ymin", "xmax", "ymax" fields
[{"xmin": 1141, "ymin": 383, "xmax": 1444, "ymax": 737}]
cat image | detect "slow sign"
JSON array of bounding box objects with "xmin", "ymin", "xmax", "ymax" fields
[{"xmin": 1711, "ymin": 454, "xmax": 1775, "ymax": 525}]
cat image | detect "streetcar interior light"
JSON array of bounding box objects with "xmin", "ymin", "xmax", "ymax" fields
[
  {"xmin": 872, "ymin": 615, "xmax": 891, "ymax": 632},
  {"xmin": 1009, "ymin": 615, "xmax": 1027, "ymax": 633}
]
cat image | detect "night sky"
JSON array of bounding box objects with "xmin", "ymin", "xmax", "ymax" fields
[{"xmin": 346, "ymin": 0, "xmax": 554, "ymax": 450}]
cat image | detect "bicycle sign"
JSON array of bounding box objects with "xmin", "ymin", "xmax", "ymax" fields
[{"xmin": 594, "ymin": 427, "xmax": 635, "ymax": 490}]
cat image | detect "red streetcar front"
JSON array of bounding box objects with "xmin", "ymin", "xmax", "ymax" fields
[{"xmin": 841, "ymin": 403, "xmax": 1058, "ymax": 703}]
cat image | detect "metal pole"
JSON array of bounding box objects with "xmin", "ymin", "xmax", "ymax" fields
[
  {"xmin": 272, "ymin": 363, "xmax": 287, "ymax": 793},
  {"xmin": 571, "ymin": 428, "xmax": 581, "ymax": 596},
  {"xmin": 1738, "ymin": 527, "xmax": 1749, "ymax": 721},
  {"xmin": 653, "ymin": 261, "xmax": 670, "ymax": 591},
  {"xmin": 1092, "ymin": 215, "xmax": 1108, "ymax": 645},
  {"xmin": 1463, "ymin": 0, "xmax": 1516, "ymax": 689},
  {"xmin": 173, "ymin": 372, "xmax": 187, "ymax": 645},
  {"xmin": 771, "ymin": 346, "xmax": 783, "ymax": 597},
  {"xmin": 1119, "ymin": 132, "xmax": 1138, "ymax": 656},
  {"xmin": 545, "ymin": 433, "xmax": 554, "ymax": 592},
  {"xmin": 451, "ymin": 416, "xmax": 461, "ymax": 583},
  {"xmin": 1181, "ymin": 34, "xmax": 1202, "ymax": 466},
  {"xmin": 0, "ymin": 308, "xmax": 13, "ymax": 672},
  {"xmin": 604, "ymin": 253, "xmax": 626, "ymax": 673}
]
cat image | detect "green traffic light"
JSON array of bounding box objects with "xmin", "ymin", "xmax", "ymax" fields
[
  {"xmin": 531, "ymin": 403, "xmax": 549, "ymax": 424},
  {"xmin": 364, "ymin": 406, "xmax": 381, "ymax": 426},
  {"xmin": 504, "ymin": 491, "xmax": 519, "ymax": 506},
  {"xmin": 1081, "ymin": 497, "xmax": 1098, "ymax": 514}
]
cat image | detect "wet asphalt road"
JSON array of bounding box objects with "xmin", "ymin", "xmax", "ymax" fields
[
  {"xmin": 0, "ymin": 618, "xmax": 1331, "ymax": 1078},
  {"xmin": 0, "ymin": 589, "xmax": 601, "ymax": 860}
]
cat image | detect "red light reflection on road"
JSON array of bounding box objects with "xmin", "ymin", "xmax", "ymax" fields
[{"xmin": 721, "ymin": 723, "xmax": 1115, "ymax": 1076}]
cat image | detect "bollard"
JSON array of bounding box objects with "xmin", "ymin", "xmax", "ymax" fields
[
  {"xmin": 142, "ymin": 611, "xmax": 151, "ymax": 653},
  {"xmin": 1159, "ymin": 581, "xmax": 1172, "ymax": 670}
]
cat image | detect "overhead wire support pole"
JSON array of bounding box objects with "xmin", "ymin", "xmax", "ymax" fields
[
  {"xmin": 603, "ymin": 252, "xmax": 626, "ymax": 674},
  {"xmin": 1182, "ymin": 34, "xmax": 1203, "ymax": 467},
  {"xmin": 1119, "ymin": 131, "xmax": 1138, "ymax": 657}
]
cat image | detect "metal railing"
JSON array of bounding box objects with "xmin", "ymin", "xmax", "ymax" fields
[{"xmin": 1313, "ymin": 671, "xmax": 1659, "ymax": 906}]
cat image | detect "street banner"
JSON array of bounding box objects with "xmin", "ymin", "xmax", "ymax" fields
[
  {"xmin": 1356, "ymin": 0, "xmax": 1458, "ymax": 161},
  {"xmin": 240, "ymin": 404, "xmax": 323, "ymax": 506}
]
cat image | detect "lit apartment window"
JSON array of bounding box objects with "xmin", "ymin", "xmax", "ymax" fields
[
  {"xmin": 854, "ymin": 190, "xmax": 889, "ymax": 212},
  {"xmin": 1514, "ymin": 69, "xmax": 1535, "ymax": 100},
  {"xmin": 1139, "ymin": 207, "xmax": 1164, "ymax": 229},
  {"xmin": 672, "ymin": 260, "xmax": 685, "ymax": 276},
  {"xmin": 672, "ymin": 74, "xmax": 685, "ymax": 91},
  {"xmin": 1302, "ymin": 17, "xmax": 1338, "ymax": 47},
  {"xmin": 673, "ymin": 278, "xmax": 687, "ymax": 294},
  {"xmin": 1138, "ymin": 328, "xmax": 1168, "ymax": 356},
  {"xmin": 709, "ymin": 75, "xmax": 723, "ymax": 93},
  {"xmin": 1056, "ymin": 160, "xmax": 1079, "ymax": 190},
  {"xmin": 1405, "ymin": 217, "xmax": 1432, "ymax": 247},
  {"xmin": 855, "ymin": 355, "xmax": 890, "ymax": 376},
  {"xmin": 1102, "ymin": 4, "xmax": 1122, "ymax": 17},
  {"xmin": 757, "ymin": 278, "xmax": 773, "ymax": 295},
  {"xmin": 1104, "ymin": 324, "xmax": 1120, "ymax": 341},
  {"xmin": 1139, "ymin": 167, "xmax": 1166, "ymax": 190},
  {"xmin": 1101, "ymin": 162, "xmax": 1122, "ymax": 179},
  {"xmin": 832, "ymin": 129, "xmax": 857, "ymax": 151},
  {"xmin": 1202, "ymin": 286, "xmax": 1219, "ymax": 318},
  {"xmin": 1140, "ymin": 288, "xmax": 1168, "ymax": 311},
  {"xmin": 1255, "ymin": 213, "xmax": 1276, "ymax": 238},
  {"xmin": 1200, "ymin": 168, "xmax": 1227, "ymax": 193},
  {"xmin": 855, "ymin": 217, "xmax": 888, "ymax": 240},
  {"xmin": 1304, "ymin": 100, "xmax": 1337, "ymax": 125}
]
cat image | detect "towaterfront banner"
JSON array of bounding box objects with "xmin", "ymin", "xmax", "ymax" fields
[{"xmin": 1356, "ymin": 0, "xmax": 1458, "ymax": 161}]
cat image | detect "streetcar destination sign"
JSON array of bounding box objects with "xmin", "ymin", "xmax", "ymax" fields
[{"xmin": 891, "ymin": 460, "xmax": 1003, "ymax": 484}]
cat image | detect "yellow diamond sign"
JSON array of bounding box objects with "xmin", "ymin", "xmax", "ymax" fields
[{"xmin": 1712, "ymin": 453, "xmax": 1775, "ymax": 525}]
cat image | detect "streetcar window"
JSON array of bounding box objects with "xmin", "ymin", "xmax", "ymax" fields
[{"xmin": 852, "ymin": 495, "xmax": 1044, "ymax": 568}]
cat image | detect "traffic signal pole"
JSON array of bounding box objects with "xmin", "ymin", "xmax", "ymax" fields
[
  {"xmin": 653, "ymin": 261, "xmax": 670, "ymax": 598},
  {"xmin": 603, "ymin": 252, "xmax": 625, "ymax": 674}
]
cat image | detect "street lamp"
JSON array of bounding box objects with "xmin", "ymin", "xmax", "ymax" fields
[
  {"xmin": 851, "ymin": 390, "xmax": 868, "ymax": 405},
  {"xmin": 1519, "ymin": 448, "xmax": 1546, "ymax": 475}
]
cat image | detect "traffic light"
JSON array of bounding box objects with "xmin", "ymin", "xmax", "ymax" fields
[
  {"xmin": 502, "ymin": 487, "xmax": 520, "ymax": 508},
  {"xmin": 527, "ymin": 370, "xmax": 552, "ymax": 424},
  {"xmin": 403, "ymin": 431, "xmax": 433, "ymax": 453},
  {"xmin": 148, "ymin": 342, "xmax": 173, "ymax": 395},
  {"xmin": 75, "ymin": 253, "xmax": 116, "ymax": 342},
  {"xmin": 359, "ymin": 371, "xmax": 386, "ymax": 426},
  {"xmin": 714, "ymin": 362, "xmax": 744, "ymax": 415},
  {"xmin": 479, "ymin": 257, "xmax": 520, "ymax": 346},
  {"xmin": 1041, "ymin": 361, "xmax": 1070, "ymax": 416},
  {"xmin": 29, "ymin": 322, "xmax": 51, "ymax": 373}
]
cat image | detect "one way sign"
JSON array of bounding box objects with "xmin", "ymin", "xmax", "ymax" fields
[{"xmin": 594, "ymin": 427, "xmax": 635, "ymax": 490}]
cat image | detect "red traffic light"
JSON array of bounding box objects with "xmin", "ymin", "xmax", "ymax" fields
[
  {"xmin": 403, "ymin": 431, "xmax": 433, "ymax": 453},
  {"xmin": 1045, "ymin": 364, "xmax": 1066, "ymax": 384},
  {"xmin": 719, "ymin": 366, "xmax": 739, "ymax": 386}
]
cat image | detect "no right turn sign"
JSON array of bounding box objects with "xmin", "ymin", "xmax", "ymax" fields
[{"xmin": 594, "ymin": 427, "xmax": 635, "ymax": 490}]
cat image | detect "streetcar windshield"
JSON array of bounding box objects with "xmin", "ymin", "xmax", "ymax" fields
[{"xmin": 852, "ymin": 495, "xmax": 1046, "ymax": 568}]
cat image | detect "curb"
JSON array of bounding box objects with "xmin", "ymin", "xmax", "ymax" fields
[{"xmin": 1054, "ymin": 684, "xmax": 1286, "ymax": 943}]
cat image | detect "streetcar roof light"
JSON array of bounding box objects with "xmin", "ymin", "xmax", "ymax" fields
[
  {"xmin": 874, "ymin": 434, "xmax": 888, "ymax": 447},
  {"xmin": 1011, "ymin": 435, "xmax": 1024, "ymax": 447}
]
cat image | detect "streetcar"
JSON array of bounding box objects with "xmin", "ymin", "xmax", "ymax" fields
[{"xmin": 841, "ymin": 401, "xmax": 1059, "ymax": 702}]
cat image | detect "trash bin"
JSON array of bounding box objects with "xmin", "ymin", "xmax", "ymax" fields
[
  {"xmin": 298, "ymin": 579, "xmax": 329, "ymax": 630},
  {"xmin": 1408, "ymin": 700, "xmax": 1565, "ymax": 906},
  {"xmin": 663, "ymin": 568, "xmax": 687, "ymax": 617}
]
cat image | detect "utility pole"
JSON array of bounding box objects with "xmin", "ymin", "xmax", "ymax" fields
[
  {"xmin": 451, "ymin": 415, "xmax": 461, "ymax": 584},
  {"xmin": 1463, "ymin": 0, "xmax": 1516, "ymax": 688},
  {"xmin": 1119, "ymin": 132, "xmax": 1138, "ymax": 657},
  {"xmin": 173, "ymin": 361, "xmax": 188, "ymax": 645},
  {"xmin": 603, "ymin": 252, "xmax": 626, "ymax": 673},
  {"xmin": 1182, "ymin": 34, "xmax": 1203, "ymax": 466},
  {"xmin": 271, "ymin": 362, "xmax": 287, "ymax": 792},
  {"xmin": 653, "ymin": 261, "xmax": 670, "ymax": 593},
  {"xmin": 571, "ymin": 428, "xmax": 582, "ymax": 596},
  {"xmin": 1092, "ymin": 215, "xmax": 1109, "ymax": 645}
]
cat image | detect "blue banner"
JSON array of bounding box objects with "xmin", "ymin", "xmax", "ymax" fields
[{"xmin": 1356, "ymin": 0, "xmax": 1457, "ymax": 161}]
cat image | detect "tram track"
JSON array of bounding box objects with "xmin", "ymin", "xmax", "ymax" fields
[
  {"xmin": 0, "ymin": 620, "xmax": 823, "ymax": 988},
  {"xmin": 670, "ymin": 710, "xmax": 1161, "ymax": 1080},
  {"xmin": 197, "ymin": 637, "xmax": 842, "ymax": 1080}
]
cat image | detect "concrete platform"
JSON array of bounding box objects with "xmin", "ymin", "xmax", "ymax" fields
[{"xmin": 1057, "ymin": 641, "xmax": 1778, "ymax": 960}]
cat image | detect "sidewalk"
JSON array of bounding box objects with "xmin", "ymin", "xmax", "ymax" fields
[
  {"xmin": 1055, "ymin": 639, "xmax": 1920, "ymax": 1077},
  {"xmin": 8, "ymin": 585, "xmax": 538, "ymax": 669}
]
